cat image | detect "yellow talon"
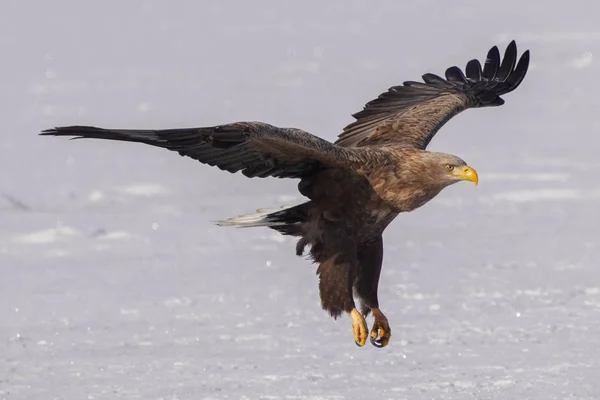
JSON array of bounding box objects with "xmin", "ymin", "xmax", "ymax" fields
[
  {"xmin": 370, "ymin": 308, "xmax": 391, "ymax": 348},
  {"xmin": 350, "ymin": 308, "xmax": 368, "ymax": 347}
]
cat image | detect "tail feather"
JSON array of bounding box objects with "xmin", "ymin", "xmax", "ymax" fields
[
  {"xmin": 215, "ymin": 206, "xmax": 292, "ymax": 228},
  {"xmin": 216, "ymin": 202, "xmax": 309, "ymax": 235}
]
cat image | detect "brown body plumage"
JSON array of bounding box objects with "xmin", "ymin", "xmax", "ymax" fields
[{"xmin": 40, "ymin": 41, "xmax": 530, "ymax": 348}]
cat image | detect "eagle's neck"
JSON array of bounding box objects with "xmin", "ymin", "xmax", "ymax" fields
[{"xmin": 362, "ymin": 150, "xmax": 450, "ymax": 212}]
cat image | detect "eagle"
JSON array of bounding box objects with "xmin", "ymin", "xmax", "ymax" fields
[{"xmin": 41, "ymin": 40, "xmax": 530, "ymax": 348}]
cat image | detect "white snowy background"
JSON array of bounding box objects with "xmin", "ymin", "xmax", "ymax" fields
[{"xmin": 2, "ymin": 1, "xmax": 600, "ymax": 399}]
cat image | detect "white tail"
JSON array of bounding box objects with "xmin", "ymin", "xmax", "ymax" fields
[{"xmin": 215, "ymin": 205, "xmax": 292, "ymax": 228}]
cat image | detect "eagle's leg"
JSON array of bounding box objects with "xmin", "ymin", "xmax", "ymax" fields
[{"xmin": 354, "ymin": 235, "xmax": 392, "ymax": 348}]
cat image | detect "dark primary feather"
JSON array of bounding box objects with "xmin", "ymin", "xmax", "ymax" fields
[
  {"xmin": 335, "ymin": 40, "xmax": 530, "ymax": 149},
  {"xmin": 40, "ymin": 122, "xmax": 363, "ymax": 179}
]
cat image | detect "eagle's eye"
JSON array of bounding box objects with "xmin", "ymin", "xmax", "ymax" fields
[{"xmin": 445, "ymin": 164, "xmax": 454, "ymax": 171}]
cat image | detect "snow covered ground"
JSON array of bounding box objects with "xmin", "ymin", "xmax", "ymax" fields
[{"xmin": 2, "ymin": 1, "xmax": 600, "ymax": 398}]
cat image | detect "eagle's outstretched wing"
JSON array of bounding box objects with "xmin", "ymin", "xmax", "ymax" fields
[
  {"xmin": 40, "ymin": 122, "xmax": 363, "ymax": 179},
  {"xmin": 335, "ymin": 40, "xmax": 530, "ymax": 149}
]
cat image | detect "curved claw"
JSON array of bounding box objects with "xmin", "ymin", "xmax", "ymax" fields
[
  {"xmin": 370, "ymin": 335, "xmax": 385, "ymax": 348},
  {"xmin": 369, "ymin": 326, "xmax": 390, "ymax": 348}
]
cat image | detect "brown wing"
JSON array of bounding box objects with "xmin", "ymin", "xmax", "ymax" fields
[
  {"xmin": 40, "ymin": 122, "xmax": 363, "ymax": 179},
  {"xmin": 335, "ymin": 40, "xmax": 530, "ymax": 149}
]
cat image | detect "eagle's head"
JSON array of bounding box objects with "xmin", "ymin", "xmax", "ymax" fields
[{"xmin": 428, "ymin": 152, "xmax": 479, "ymax": 187}]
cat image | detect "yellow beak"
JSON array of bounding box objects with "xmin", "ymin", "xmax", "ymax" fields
[{"xmin": 455, "ymin": 165, "xmax": 479, "ymax": 186}]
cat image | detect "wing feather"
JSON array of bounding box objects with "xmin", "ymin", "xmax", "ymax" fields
[
  {"xmin": 465, "ymin": 59, "xmax": 482, "ymax": 82},
  {"xmin": 496, "ymin": 41, "xmax": 518, "ymax": 82},
  {"xmin": 482, "ymin": 46, "xmax": 500, "ymax": 80},
  {"xmin": 40, "ymin": 122, "xmax": 363, "ymax": 179},
  {"xmin": 335, "ymin": 40, "xmax": 530, "ymax": 149}
]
